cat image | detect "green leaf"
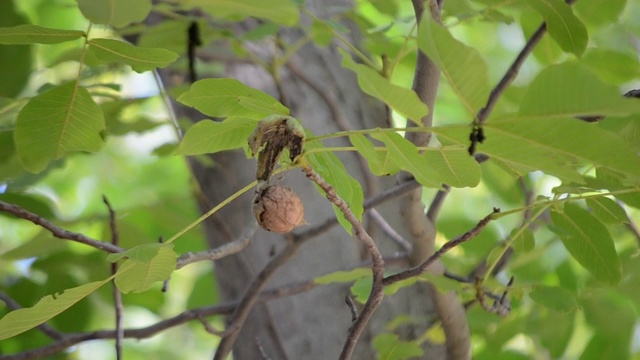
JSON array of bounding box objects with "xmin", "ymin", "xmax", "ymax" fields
[
  {"xmin": 417, "ymin": 13, "xmax": 489, "ymax": 115},
  {"xmin": 177, "ymin": 78, "xmax": 289, "ymax": 119},
  {"xmin": 15, "ymin": 82, "xmax": 105, "ymax": 173},
  {"xmin": 176, "ymin": 118, "xmax": 257, "ymax": 156},
  {"xmin": 370, "ymin": 131, "xmax": 441, "ymax": 187},
  {"xmin": 373, "ymin": 333, "xmax": 424, "ymax": 360},
  {"xmin": 423, "ymin": 146, "xmax": 480, "ymax": 188},
  {"xmin": 349, "ymin": 134, "xmax": 400, "ymax": 176},
  {"xmin": 0, "ymin": 231, "xmax": 66, "ymax": 260},
  {"xmin": 435, "ymin": 114, "xmax": 640, "ymax": 184},
  {"xmin": 525, "ymin": 0, "xmax": 588, "ymax": 56},
  {"xmin": 314, "ymin": 268, "xmax": 370, "ymax": 284},
  {"xmin": 574, "ymin": 0, "xmax": 627, "ymax": 27},
  {"xmin": 183, "ymin": 0, "xmax": 299, "ymax": 26},
  {"xmin": 0, "ymin": 278, "xmax": 111, "ymax": 340},
  {"xmin": 550, "ymin": 203, "xmax": 622, "ymax": 285},
  {"xmin": 350, "ymin": 277, "xmax": 372, "ymax": 303},
  {"xmin": 529, "ymin": 285, "xmax": 580, "ymax": 312},
  {"xmin": 78, "ymin": 0, "xmax": 152, "ymax": 27},
  {"xmin": 511, "ymin": 227, "xmax": 535, "ymax": 252},
  {"xmin": 586, "ymin": 197, "xmax": 629, "ymax": 225},
  {"xmin": 339, "ymin": 48, "xmax": 428, "ymax": 125},
  {"xmin": 88, "ymin": 39, "xmax": 179, "ymax": 73},
  {"xmin": 519, "ymin": 62, "xmax": 640, "ymax": 119},
  {"xmin": 0, "ymin": 24, "xmax": 84, "ymax": 44},
  {"xmin": 108, "ymin": 243, "xmax": 176, "ymax": 294},
  {"xmin": 582, "ymin": 49, "xmax": 640, "ymax": 85},
  {"xmin": 384, "ymin": 278, "xmax": 418, "ymax": 296},
  {"xmin": 306, "ymin": 139, "xmax": 364, "ymax": 234}
]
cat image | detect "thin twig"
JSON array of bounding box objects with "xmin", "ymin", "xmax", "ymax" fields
[
  {"xmin": 197, "ymin": 314, "xmax": 225, "ymax": 336},
  {"xmin": 102, "ymin": 196, "xmax": 124, "ymax": 360},
  {"xmin": 383, "ymin": 208, "xmax": 500, "ymax": 286},
  {"xmin": 345, "ymin": 295, "xmax": 358, "ymax": 323},
  {"xmin": 255, "ymin": 337, "xmax": 272, "ymax": 360},
  {"xmin": 300, "ymin": 166, "xmax": 385, "ymax": 360},
  {"xmin": 0, "ymin": 200, "xmax": 123, "ymax": 254},
  {"xmin": 176, "ymin": 223, "xmax": 256, "ymax": 269},
  {"xmin": 368, "ymin": 209, "xmax": 411, "ymax": 252},
  {"xmin": 426, "ymin": 184, "xmax": 451, "ymax": 222}
]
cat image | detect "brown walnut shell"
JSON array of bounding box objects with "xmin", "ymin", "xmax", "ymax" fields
[{"xmin": 252, "ymin": 185, "xmax": 304, "ymax": 233}]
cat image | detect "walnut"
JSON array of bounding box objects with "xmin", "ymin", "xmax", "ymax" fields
[{"xmin": 252, "ymin": 185, "xmax": 304, "ymax": 233}]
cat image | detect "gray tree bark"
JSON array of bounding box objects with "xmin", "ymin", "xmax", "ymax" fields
[{"xmin": 160, "ymin": 1, "xmax": 448, "ymax": 358}]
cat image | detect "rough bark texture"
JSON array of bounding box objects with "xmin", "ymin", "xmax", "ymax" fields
[{"xmin": 159, "ymin": 1, "xmax": 447, "ymax": 358}]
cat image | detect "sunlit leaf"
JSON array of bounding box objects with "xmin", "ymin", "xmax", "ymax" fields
[
  {"xmin": 339, "ymin": 48, "xmax": 428, "ymax": 125},
  {"xmin": 177, "ymin": 78, "xmax": 289, "ymax": 119},
  {"xmin": 370, "ymin": 131, "xmax": 441, "ymax": 187},
  {"xmin": 373, "ymin": 333, "xmax": 424, "ymax": 360},
  {"xmin": 0, "ymin": 278, "xmax": 111, "ymax": 340},
  {"xmin": 525, "ymin": 0, "xmax": 587, "ymax": 56},
  {"xmin": 585, "ymin": 197, "xmax": 629, "ymax": 225},
  {"xmin": 423, "ymin": 146, "xmax": 480, "ymax": 188},
  {"xmin": 0, "ymin": 24, "xmax": 84, "ymax": 44},
  {"xmin": 176, "ymin": 118, "xmax": 257, "ymax": 156},
  {"xmin": 306, "ymin": 139, "xmax": 364, "ymax": 234},
  {"xmin": 435, "ymin": 114, "xmax": 640, "ymax": 184},
  {"xmin": 550, "ymin": 203, "xmax": 621, "ymax": 285},
  {"xmin": 78, "ymin": 0, "xmax": 152, "ymax": 27},
  {"xmin": 529, "ymin": 285, "xmax": 580, "ymax": 312},
  {"xmin": 15, "ymin": 82, "xmax": 105, "ymax": 173},
  {"xmin": 183, "ymin": 0, "xmax": 299, "ymax": 26},
  {"xmin": 384, "ymin": 278, "xmax": 418, "ymax": 296},
  {"xmin": 350, "ymin": 277, "xmax": 371, "ymax": 303},
  {"xmin": 582, "ymin": 49, "xmax": 640, "ymax": 85},
  {"xmin": 417, "ymin": 13, "xmax": 489, "ymax": 115},
  {"xmin": 349, "ymin": 134, "xmax": 399, "ymax": 176},
  {"xmin": 88, "ymin": 39, "xmax": 178, "ymax": 73},
  {"xmin": 519, "ymin": 62, "xmax": 640, "ymax": 118},
  {"xmin": 108, "ymin": 243, "xmax": 176, "ymax": 293},
  {"xmin": 314, "ymin": 268, "xmax": 370, "ymax": 284}
]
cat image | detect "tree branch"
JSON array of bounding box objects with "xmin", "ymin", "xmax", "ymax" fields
[
  {"xmin": 176, "ymin": 223, "xmax": 256, "ymax": 269},
  {"xmin": 102, "ymin": 196, "xmax": 124, "ymax": 360},
  {"xmin": 383, "ymin": 208, "xmax": 499, "ymax": 285},
  {"xmin": 0, "ymin": 200, "xmax": 123, "ymax": 254},
  {"xmin": 299, "ymin": 166, "xmax": 385, "ymax": 360}
]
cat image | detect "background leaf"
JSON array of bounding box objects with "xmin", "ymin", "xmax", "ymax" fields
[
  {"xmin": 529, "ymin": 285, "xmax": 580, "ymax": 312},
  {"xmin": 525, "ymin": 0, "xmax": 588, "ymax": 56},
  {"xmin": 518, "ymin": 61, "xmax": 640, "ymax": 118},
  {"xmin": 176, "ymin": 118, "xmax": 257, "ymax": 156},
  {"xmin": 314, "ymin": 268, "xmax": 370, "ymax": 284},
  {"xmin": 585, "ymin": 197, "xmax": 629, "ymax": 225},
  {"xmin": 423, "ymin": 146, "xmax": 480, "ymax": 188},
  {"xmin": 0, "ymin": 279, "xmax": 111, "ymax": 340},
  {"xmin": 550, "ymin": 203, "xmax": 622, "ymax": 285},
  {"xmin": 417, "ymin": 13, "xmax": 489, "ymax": 115},
  {"xmin": 0, "ymin": 3, "xmax": 32, "ymax": 97},
  {"xmin": 0, "ymin": 25, "xmax": 84, "ymax": 44},
  {"xmin": 15, "ymin": 82, "xmax": 105, "ymax": 173},
  {"xmin": 88, "ymin": 38, "xmax": 178, "ymax": 73},
  {"xmin": 370, "ymin": 131, "xmax": 442, "ymax": 187},
  {"xmin": 373, "ymin": 333, "xmax": 424, "ymax": 360},
  {"xmin": 349, "ymin": 133, "xmax": 400, "ymax": 176},
  {"xmin": 183, "ymin": 0, "xmax": 299, "ymax": 26},
  {"xmin": 177, "ymin": 78, "xmax": 289, "ymax": 119},
  {"xmin": 340, "ymin": 48, "xmax": 428, "ymax": 124},
  {"xmin": 77, "ymin": 0, "xmax": 152, "ymax": 27},
  {"xmin": 108, "ymin": 243, "xmax": 176, "ymax": 294}
]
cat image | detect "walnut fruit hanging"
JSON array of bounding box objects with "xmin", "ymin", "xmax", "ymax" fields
[{"xmin": 252, "ymin": 185, "xmax": 304, "ymax": 233}]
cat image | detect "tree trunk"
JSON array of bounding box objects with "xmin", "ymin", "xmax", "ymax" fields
[{"xmin": 161, "ymin": 1, "xmax": 448, "ymax": 358}]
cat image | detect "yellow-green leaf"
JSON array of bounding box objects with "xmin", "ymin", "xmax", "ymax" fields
[
  {"xmin": 423, "ymin": 146, "xmax": 480, "ymax": 188},
  {"xmin": 0, "ymin": 278, "xmax": 111, "ymax": 340},
  {"xmin": 88, "ymin": 38, "xmax": 179, "ymax": 73},
  {"xmin": 108, "ymin": 243, "xmax": 176, "ymax": 294},
  {"xmin": 15, "ymin": 82, "xmax": 105, "ymax": 173},
  {"xmin": 78, "ymin": 0, "xmax": 152, "ymax": 27},
  {"xmin": 176, "ymin": 118, "xmax": 258, "ymax": 155},
  {"xmin": 183, "ymin": 0, "xmax": 299, "ymax": 26},
  {"xmin": 0, "ymin": 24, "xmax": 84, "ymax": 44},
  {"xmin": 339, "ymin": 48, "xmax": 428, "ymax": 125},
  {"xmin": 525, "ymin": 0, "xmax": 588, "ymax": 56},
  {"xmin": 177, "ymin": 78, "xmax": 289, "ymax": 119}
]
